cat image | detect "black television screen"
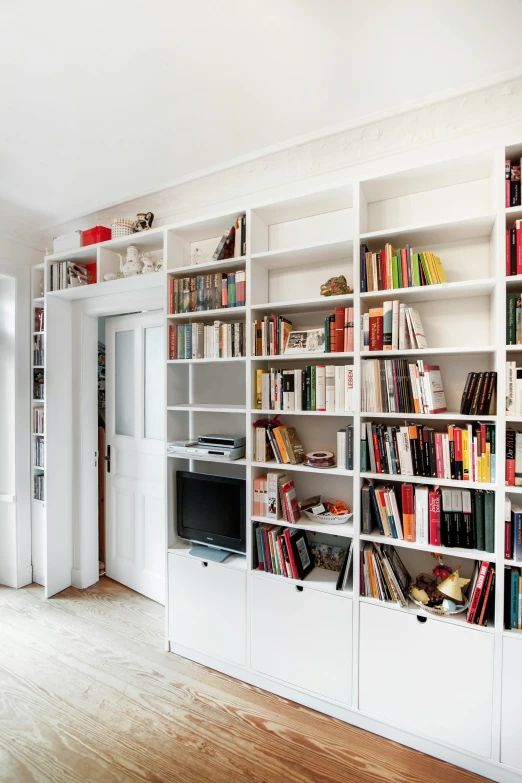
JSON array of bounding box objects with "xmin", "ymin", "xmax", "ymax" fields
[{"xmin": 176, "ymin": 471, "xmax": 246, "ymax": 553}]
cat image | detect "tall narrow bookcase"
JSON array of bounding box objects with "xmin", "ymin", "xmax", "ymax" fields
[{"xmin": 31, "ymin": 263, "xmax": 46, "ymax": 587}]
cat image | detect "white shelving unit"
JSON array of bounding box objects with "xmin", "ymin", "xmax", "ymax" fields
[
  {"xmin": 31, "ymin": 263, "xmax": 45, "ymax": 587},
  {"xmin": 40, "ymin": 144, "xmax": 522, "ymax": 782}
]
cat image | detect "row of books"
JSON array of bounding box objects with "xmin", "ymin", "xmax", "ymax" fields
[
  {"xmin": 33, "ymin": 335, "xmax": 44, "ymax": 367},
  {"xmin": 507, "ymin": 294, "xmax": 522, "ymax": 344},
  {"xmin": 168, "ymin": 322, "xmax": 245, "ymax": 360},
  {"xmin": 362, "ymin": 422, "xmax": 496, "ymax": 483},
  {"xmin": 505, "ymin": 567, "xmax": 522, "ymax": 629},
  {"xmin": 169, "ymin": 270, "xmax": 246, "ymax": 314},
  {"xmin": 361, "ymin": 302, "xmax": 427, "ymax": 352},
  {"xmin": 33, "ymin": 370, "xmax": 44, "ymax": 401},
  {"xmin": 252, "ymin": 426, "xmax": 305, "ymax": 466},
  {"xmin": 460, "ymin": 372, "xmax": 498, "ymax": 416},
  {"xmin": 49, "ymin": 261, "xmax": 94, "ymax": 291},
  {"xmin": 323, "ymin": 308, "xmax": 355, "ymax": 353},
  {"xmin": 254, "ymin": 524, "xmax": 313, "ymax": 580},
  {"xmin": 34, "ymin": 436, "xmax": 44, "ymax": 469},
  {"xmin": 361, "ymin": 481, "xmax": 495, "ymax": 550},
  {"xmin": 336, "ymin": 426, "xmax": 355, "ymax": 470},
  {"xmin": 213, "ymin": 214, "xmax": 246, "ymax": 261},
  {"xmin": 360, "ymin": 542, "xmax": 410, "ymax": 606},
  {"xmin": 34, "ymin": 473, "xmax": 44, "ymax": 501},
  {"xmin": 360, "ymin": 243, "xmax": 447, "ymax": 293},
  {"xmin": 505, "ymin": 223, "xmax": 522, "ymax": 276},
  {"xmin": 361, "ymin": 359, "xmax": 447, "ymax": 414},
  {"xmin": 252, "ymin": 315, "xmax": 292, "ymax": 356},
  {"xmin": 255, "ymin": 366, "xmax": 355, "ymax": 412},
  {"xmin": 34, "ymin": 307, "xmax": 44, "ymax": 332},
  {"xmin": 505, "ymin": 497, "xmax": 522, "ymax": 560},
  {"xmin": 506, "ymin": 430, "xmax": 522, "ymax": 487},
  {"xmin": 506, "ymin": 362, "xmax": 522, "ymax": 415},
  {"xmin": 467, "ymin": 561, "xmax": 495, "ymax": 626},
  {"xmin": 33, "ymin": 407, "xmax": 44, "ymax": 435},
  {"xmin": 506, "ymin": 159, "xmax": 521, "ymax": 208}
]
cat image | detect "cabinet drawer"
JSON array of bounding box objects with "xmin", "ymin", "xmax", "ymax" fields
[
  {"xmin": 359, "ymin": 601, "xmax": 494, "ymax": 757},
  {"xmin": 501, "ymin": 636, "xmax": 522, "ymax": 770},
  {"xmin": 167, "ymin": 553, "xmax": 246, "ymax": 665},
  {"xmin": 251, "ymin": 574, "xmax": 352, "ymax": 704}
]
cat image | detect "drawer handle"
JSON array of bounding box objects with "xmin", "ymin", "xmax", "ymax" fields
[
  {"xmin": 201, "ymin": 561, "xmax": 208, "ymax": 567},
  {"xmin": 295, "ymin": 585, "xmax": 304, "ymax": 592},
  {"xmin": 416, "ymin": 615, "xmax": 427, "ymax": 624}
]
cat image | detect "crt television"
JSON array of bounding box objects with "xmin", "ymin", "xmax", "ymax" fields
[{"xmin": 176, "ymin": 471, "xmax": 246, "ymax": 553}]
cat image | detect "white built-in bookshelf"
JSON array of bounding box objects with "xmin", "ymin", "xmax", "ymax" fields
[
  {"xmin": 31, "ymin": 263, "xmax": 45, "ymax": 587},
  {"xmin": 38, "ymin": 145, "xmax": 522, "ymax": 781}
]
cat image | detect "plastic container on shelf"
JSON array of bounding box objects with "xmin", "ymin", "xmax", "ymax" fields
[
  {"xmin": 83, "ymin": 226, "xmax": 111, "ymax": 246},
  {"xmin": 52, "ymin": 230, "xmax": 82, "ymax": 254}
]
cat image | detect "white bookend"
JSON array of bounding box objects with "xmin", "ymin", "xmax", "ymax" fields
[
  {"xmin": 337, "ymin": 429, "xmax": 347, "ymax": 469},
  {"xmin": 316, "ymin": 365, "xmax": 326, "ymax": 412},
  {"xmin": 408, "ymin": 307, "xmax": 428, "ymax": 349},
  {"xmin": 294, "ymin": 369, "xmax": 303, "ymax": 411},
  {"xmin": 414, "ymin": 485, "xmax": 429, "ymax": 544},
  {"xmin": 507, "ymin": 361, "xmax": 516, "ymax": 414},
  {"xmin": 344, "ymin": 365, "xmax": 354, "ymax": 412},
  {"xmin": 391, "ymin": 300, "xmax": 399, "ymax": 350},
  {"xmin": 325, "ymin": 365, "xmax": 335, "ymax": 411},
  {"xmin": 398, "ymin": 426, "xmax": 414, "ymax": 475},
  {"xmin": 334, "ymin": 365, "xmax": 343, "ymax": 412}
]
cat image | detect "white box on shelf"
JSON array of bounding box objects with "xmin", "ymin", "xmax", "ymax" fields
[{"xmin": 52, "ymin": 230, "xmax": 83, "ymax": 254}]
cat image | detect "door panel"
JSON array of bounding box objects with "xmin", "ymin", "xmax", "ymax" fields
[{"xmin": 105, "ymin": 312, "xmax": 165, "ymax": 604}]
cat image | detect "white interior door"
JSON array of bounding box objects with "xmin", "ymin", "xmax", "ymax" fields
[{"xmin": 105, "ymin": 311, "xmax": 165, "ymax": 603}]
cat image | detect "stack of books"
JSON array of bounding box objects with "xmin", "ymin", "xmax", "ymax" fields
[
  {"xmin": 361, "ymin": 302, "xmax": 427, "ymax": 352},
  {"xmin": 360, "ymin": 243, "xmax": 447, "ymax": 292},
  {"xmin": 33, "ymin": 335, "xmax": 44, "ymax": 366},
  {"xmin": 361, "ymin": 481, "xmax": 495, "ymax": 551},
  {"xmin": 252, "ymin": 315, "xmax": 293, "ymax": 356},
  {"xmin": 323, "ymin": 307, "xmax": 355, "ymax": 352},
  {"xmin": 505, "ymin": 566, "xmax": 522, "ymax": 629},
  {"xmin": 169, "ymin": 321, "xmax": 244, "ymax": 360},
  {"xmin": 169, "ymin": 269, "xmax": 246, "ymax": 313},
  {"xmin": 252, "ymin": 425, "xmax": 305, "ymax": 465},
  {"xmin": 336, "ymin": 426, "xmax": 355, "ymax": 470},
  {"xmin": 360, "ymin": 542, "xmax": 410, "ymax": 606},
  {"xmin": 505, "ymin": 223, "xmax": 522, "ymax": 276},
  {"xmin": 213, "ymin": 215, "xmax": 246, "ymax": 261},
  {"xmin": 460, "ymin": 372, "xmax": 498, "ymax": 416},
  {"xmin": 361, "ymin": 360, "xmax": 447, "ymax": 414},
  {"xmin": 506, "ymin": 159, "xmax": 521, "ymax": 207},
  {"xmin": 33, "ymin": 407, "xmax": 44, "ymax": 434},
  {"xmin": 255, "ymin": 365, "xmax": 354, "ymax": 412},
  {"xmin": 49, "ymin": 260, "xmax": 95, "ymax": 291},
  {"xmin": 466, "ymin": 561, "xmax": 495, "ymax": 626},
  {"xmin": 255, "ymin": 523, "xmax": 314, "ymax": 580},
  {"xmin": 34, "ymin": 474, "xmax": 44, "ymax": 501},
  {"xmin": 34, "ymin": 436, "xmax": 44, "ymax": 468},
  {"xmin": 505, "ymin": 498, "xmax": 522, "ymax": 560},
  {"xmin": 361, "ymin": 421, "xmax": 496, "ymax": 483}
]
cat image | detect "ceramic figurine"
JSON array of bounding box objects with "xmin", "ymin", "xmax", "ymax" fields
[
  {"xmin": 320, "ymin": 275, "xmax": 352, "ymax": 297},
  {"xmin": 140, "ymin": 252, "xmax": 155, "ymax": 274},
  {"xmin": 119, "ymin": 245, "xmax": 142, "ymax": 277},
  {"xmin": 134, "ymin": 212, "xmax": 154, "ymax": 232},
  {"xmin": 154, "ymin": 256, "xmax": 164, "ymax": 272},
  {"xmin": 437, "ymin": 568, "xmax": 470, "ymax": 603}
]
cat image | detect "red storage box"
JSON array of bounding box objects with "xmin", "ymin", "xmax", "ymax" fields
[{"xmin": 83, "ymin": 226, "xmax": 112, "ymax": 246}]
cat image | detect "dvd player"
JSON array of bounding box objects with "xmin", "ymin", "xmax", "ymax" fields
[
  {"xmin": 167, "ymin": 443, "xmax": 245, "ymax": 461},
  {"xmin": 197, "ymin": 434, "xmax": 246, "ymax": 449}
]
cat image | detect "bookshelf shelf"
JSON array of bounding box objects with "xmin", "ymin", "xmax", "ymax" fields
[
  {"xmin": 251, "ymin": 293, "xmax": 354, "ymax": 315},
  {"xmin": 505, "ymin": 558, "xmax": 522, "ymax": 567},
  {"xmin": 506, "ymin": 486, "xmax": 522, "ymax": 495},
  {"xmin": 167, "ymin": 540, "xmax": 248, "ymax": 571},
  {"xmin": 361, "ymin": 471, "xmax": 496, "ymax": 491},
  {"xmin": 251, "ymin": 239, "xmax": 352, "ymax": 269},
  {"xmin": 167, "ymin": 357, "xmax": 246, "ymax": 365},
  {"xmin": 361, "ymin": 346, "xmax": 496, "ymax": 358},
  {"xmin": 47, "ymin": 271, "xmax": 163, "ymax": 300},
  {"xmin": 252, "ymin": 351, "xmax": 354, "ymax": 362},
  {"xmin": 359, "ymin": 595, "xmax": 494, "ymax": 633},
  {"xmin": 360, "ymin": 213, "xmax": 496, "ymax": 247},
  {"xmin": 167, "ymin": 404, "xmax": 246, "ymax": 413},
  {"xmin": 167, "ymin": 306, "xmax": 246, "ymax": 321},
  {"xmin": 168, "ymin": 454, "xmax": 247, "ymax": 466},
  {"xmin": 252, "ymin": 514, "xmax": 354, "ymax": 538},
  {"xmin": 361, "ymin": 278, "xmax": 496, "ymax": 305},
  {"xmin": 506, "ymin": 344, "xmax": 522, "ymax": 352},
  {"xmin": 252, "ymin": 409, "xmax": 353, "ymax": 417},
  {"xmin": 360, "ymin": 411, "xmax": 497, "ymax": 421},
  {"xmin": 251, "ymin": 565, "xmax": 353, "ymax": 598},
  {"xmin": 252, "ymin": 460, "xmax": 353, "ymax": 476},
  {"xmin": 167, "ymin": 256, "xmax": 247, "ymax": 276},
  {"xmin": 33, "ymin": 296, "xmax": 44, "ymax": 305},
  {"xmin": 360, "ymin": 531, "xmax": 496, "ymax": 562}
]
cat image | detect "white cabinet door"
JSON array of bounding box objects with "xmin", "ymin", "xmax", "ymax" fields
[
  {"xmin": 501, "ymin": 636, "xmax": 522, "ymax": 770},
  {"xmin": 251, "ymin": 574, "xmax": 352, "ymax": 704},
  {"xmin": 359, "ymin": 602, "xmax": 494, "ymax": 757},
  {"xmin": 168, "ymin": 553, "xmax": 246, "ymax": 665}
]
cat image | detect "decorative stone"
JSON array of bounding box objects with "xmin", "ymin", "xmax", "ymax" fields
[{"xmin": 320, "ymin": 275, "xmax": 352, "ymax": 297}]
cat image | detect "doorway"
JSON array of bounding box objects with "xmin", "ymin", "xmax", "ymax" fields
[{"xmin": 98, "ymin": 311, "xmax": 165, "ymax": 604}]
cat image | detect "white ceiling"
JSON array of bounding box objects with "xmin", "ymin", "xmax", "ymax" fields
[{"xmin": 2, "ymin": 0, "xmax": 522, "ymax": 227}]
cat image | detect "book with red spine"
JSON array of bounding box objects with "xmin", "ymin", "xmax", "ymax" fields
[
  {"xmin": 466, "ymin": 561, "xmax": 490, "ymax": 624},
  {"xmin": 283, "ymin": 528, "xmax": 298, "ymax": 578},
  {"xmin": 276, "ymin": 535, "xmax": 288, "ymax": 577},
  {"xmin": 169, "ymin": 277, "xmax": 174, "ymax": 313},
  {"xmin": 281, "ymin": 479, "xmax": 301, "ymax": 523},
  {"xmin": 380, "ymin": 250, "xmax": 387, "ymax": 290},
  {"xmin": 334, "ymin": 307, "xmax": 345, "ymax": 353},
  {"xmin": 221, "ymin": 276, "xmax": 228, "ymax": 307},
  {"xmin": 329, "ymin": 315, "xmax": 336, "ymax": 353},
  {"xmin": 506, "ymin": 429, "xmax": 516, "ymax": 486},
  {"xmin": 507, "ymin": 229, "xmax": 512, "ymax": 276},
  {"xmin": 401, "ymin": 483, "xmax": 415, "ymax": 541},
  {"xmin": 369, "ymin": 308, "xmax": 383, "ymax": 351},
  {"xmin": 454, "ymin": 428, "xmax": 463, "ymax": 480},
  {"xmin": 400, "ymin": 248, "xmax": 409, "ymax": 288},
  {"xmin": 372, "ymin": 429, "xmax": 382, "ymax": 473},
  {"xmin": 347, "ymin": 307, "xmax": 354, "ymax": 351},
  {"xmin": 477, "ymin": 567, "xmax": 495, "ymax": 626},
  {"xmin": 428, "ymin": 489, "xmax": 442, "ymax": 546},
  {"xmin": 505, "ymin": 519, "xmax": 513, "ymax": 560},
  {"xmin": 169, "ymin": 325, "xmax": 177, "ymax": 359}
]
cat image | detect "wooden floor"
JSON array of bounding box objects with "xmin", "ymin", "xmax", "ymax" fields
[{"xmin": 0, "ymin": 578, "xmax": 488, "ymax": 783}]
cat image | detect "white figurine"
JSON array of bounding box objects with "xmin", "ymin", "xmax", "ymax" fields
[
  {"xmin": 119, "ymin": 245, "xmax": 142, "ymax": 277},
  {"xmin": 140, "ymin": 252, "xmax": 155, "ymax": 274}
]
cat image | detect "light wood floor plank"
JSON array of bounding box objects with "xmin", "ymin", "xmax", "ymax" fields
[{"xmin": 0, "ymin": 579, "xmax": 488, "ymax": 783}]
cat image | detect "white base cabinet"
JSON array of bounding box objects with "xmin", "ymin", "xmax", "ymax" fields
[
  {"xmin": 501, "ymin": 636, "xmax": 522, "ymax": 771},
  {"xmin": 167, "ymin": 552, "xmax": 247, "ymax": 665},
  {"xmin": 359, "ymin": 601, "xmax": 494, "ymax": 758},
  {"xmin": 251, "ymin": 574, "xmax": 353, "ymax": 705}
]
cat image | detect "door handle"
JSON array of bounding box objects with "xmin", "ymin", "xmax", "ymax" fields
[{"xmin": 103, "ymin": 445, "xmax": 111, "ymax": 473}]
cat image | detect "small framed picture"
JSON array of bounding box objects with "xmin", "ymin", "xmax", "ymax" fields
[{"xmin": 284, "ymin": 329, "xmax": 325, "ymax": 355}]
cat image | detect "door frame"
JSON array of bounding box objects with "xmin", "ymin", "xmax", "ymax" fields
[{"xmin": 46, "ymin": 283, "xmax": 164, "ymax": 596}]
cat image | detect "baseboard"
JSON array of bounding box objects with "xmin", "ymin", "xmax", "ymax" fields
[
  {"xmin": 168, "ymin": 641, "xmax": 521, "ymax": 783},
  {"xmin": 71, "ymin": 567, "xmax": 99, "ymax": 590}
]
